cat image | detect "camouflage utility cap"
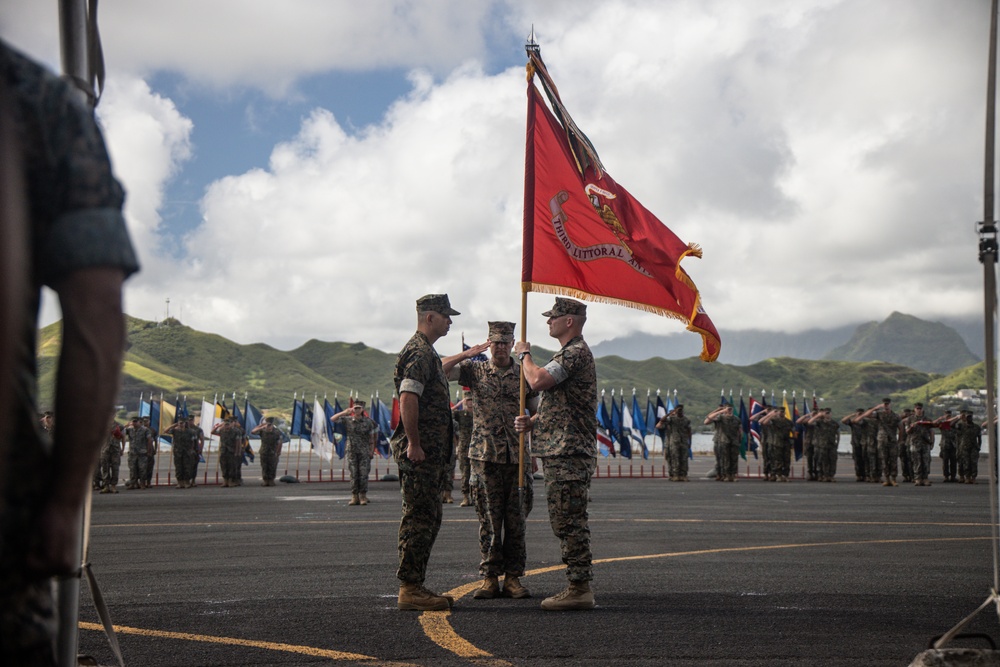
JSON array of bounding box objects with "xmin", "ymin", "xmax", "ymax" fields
[
  {"xmin": 488, "ymin": 321, "xmax": 515, "ymax": 342},
  {"xmin": 542, "ymin": 297, "xmax": 586, "ymax": 318},
  {"xmin": 416, "ymin": 294, "xmax": 460, "ymax": 316},
  {"xmin": 354, "ymin": 400, "xmax": 366, "ymax": 409}
]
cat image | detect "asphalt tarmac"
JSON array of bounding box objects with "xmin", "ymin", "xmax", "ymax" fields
[{"xmin": 79, "ymin": 458, "xmax": 999, "ymax": 666}]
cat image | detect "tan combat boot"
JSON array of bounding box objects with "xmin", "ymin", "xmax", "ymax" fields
[
  {"xmin": 540, "ymin": 581, "xmax": 595, "ymax": 611},
  {"xmin": 397, "ymin": 583, "xmax": 450, "ymax": 611},
  {"xmin": 459, "ymin": 493, "xmax": 472, "ymax": 507},
  {"xmin": 502, "ymin": 576, "xmax": 531, "ymax": 599},
  {"xmin": 473, "ymin": 576, "xmax": 500, "ymax": 599},
  {"xmin": 359, "ymin": 493, "xmax": 369, "ymax": 505},
  {"xmin": 349, "ymin": 493, "xmax": 360, "ymax": 506}
]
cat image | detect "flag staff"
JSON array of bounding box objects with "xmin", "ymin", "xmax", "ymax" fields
[
  {"xmin": 517, "ymin": 29, "xmax": 542, "ymax": 513},
  {"xmin": 931, "ymin": 0, "xmax": 1000, "ymax": 650}
]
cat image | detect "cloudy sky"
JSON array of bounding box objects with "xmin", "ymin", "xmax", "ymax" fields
[{"xmin": 1, "ymin": 0, "xmax": 992, "ymax": 360}]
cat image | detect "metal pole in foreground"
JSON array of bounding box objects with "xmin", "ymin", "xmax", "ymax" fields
[
  {"xmin": 928, "ymin": 0, "xmax": 1000, "ymax": 653},
  {"xmin": 56, "ymin": 3, "xmax": 91, "ymax": 664}
]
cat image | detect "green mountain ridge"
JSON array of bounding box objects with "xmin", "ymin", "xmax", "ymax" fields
[
  {"xmin": 34, "ymin": 316, "xmax": 987, "ymax": 421},
  {"xmin": 824, "ymin": 311, "xmax": 979, "ymax": 374}
]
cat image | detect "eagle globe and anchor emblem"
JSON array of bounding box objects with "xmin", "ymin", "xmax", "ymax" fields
[{"xmin": 547, "ymin": 184, "xmax": 652, "ymax": 277}]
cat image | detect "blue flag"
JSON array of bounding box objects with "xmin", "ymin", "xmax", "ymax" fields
[
  {"xmin": 291, "ymin": 399, "xmax": 304, "ymax": 436},
  {"xmin": 373, "ymin": 397, "xmax": 392, "ymax": 459},
  {"xmin": 611, "ymin": 394, "xmax": 631, "ymax": 459},
  {"xmin": 149, "ymin": 400, "xmax": 161, "ymax": 437},
  {"xmin": 245, "ymin": 400, "xmax": 262, "ymax": 438},
  {"xmin": 596, "ymin": 395, "xmax": 615, "ymax": 457},
  {"xmin": 330, "ymin": 398, "xmax": 346, "ymax": 459},
  {"xmin": 630, "ymin": 394, "xmax": 648, "ymax": 459}
]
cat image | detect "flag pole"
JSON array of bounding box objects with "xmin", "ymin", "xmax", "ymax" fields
[
  {"xmin": 518, "ymin": 284, "xmax": 528, "ymax": 513},
  {"xmin": 518, "ymin": 30, "xmax": 540, "ymax": 513},
  {"xmin": 931, "ymin": 0, "xmax": 1000, "ymax": 650}
]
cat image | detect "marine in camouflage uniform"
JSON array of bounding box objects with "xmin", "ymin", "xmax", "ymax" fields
[
  {"xmin": 951, "ymin": 412, "xmax": 982, "ymax": 484},
  {"xmin": 450, "ymin": 402, "xmax": 474, "ymax": 505},
  {"xmin": 801, "ymin": 417, "xmax": 817, "ymax": 481},
  {"xmin": 658, "ymin": 406, "xmax": 692, "ymax": 481},
  {"xmin": 515, "ymin": 298, "xmax": 598, "ymax": 611},
  {"xmin": 809, "ymin": 410, "xmax": 840, "ymax": 482},
  {"xmin": 904, "ymin": 403, "xmax": 934, "ymax": 486},
  {"xmin": 392, "ymin": 294, "xmax": 462, "ymax": 612},
  {"xmin": 0, "ymin": 39, "xmax": 139, "ymax": 665},
  {"xmin": 760, "ymin": 408, "xmax": 793, "ymax": 481},
  {"xmin": 935, "ymin": 412, "xmax": 957, "ymax": 482},
  {"xmin": 213, "ymin": 417, "xmax": 245, "ymax": 487},
  {"xmin": 705, "ymin": 405, "xmax": 741, "ymax": 482},
  {"xmin": 842, "ymin": 409, "xmax": 867, "ymax": 482},
  {"xmin": 859, "ymin": 399, "xmax": 901, "ymax": 486},
  {"xmin": 97, "ymin": 419, "xmax": 124, "ymax": 493},
  {"xmin": 332, "ymin": 402, "xmax": 377, "ymax": 503},
  {"xmin": 126, "ymin": 418, "xmax": 153, "ymax": 489},
  {"xmin": 450, "ymin": 321, "xmax": 538, "ymax": 599},
  {"xmin": 252, "ymin": 417, "xmax": 283, "ymax": 487},
  {"xmin": 897, "ymin": 408, "xmax": 915, "ymax": 483},
  {"xmin": 166, "ymin": 417, "xmax": 202, "ymax": 488}
]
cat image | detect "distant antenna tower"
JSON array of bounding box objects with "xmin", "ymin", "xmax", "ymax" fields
[{"xmin": 165, "ymin": 297, "xmax": 170, "ymax": 320}]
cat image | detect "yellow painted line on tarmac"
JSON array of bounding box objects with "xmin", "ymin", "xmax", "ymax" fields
[
  {"xmin": 424, "ymin": 536, "xmax": 994, "ymax": 663},
  {"xmin": 78, "ymin": 621, "xmax": 418, "ymax": 665}
]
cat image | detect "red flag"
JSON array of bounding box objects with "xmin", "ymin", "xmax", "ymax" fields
[
  {"xmin": 390, "ymin": 395, "xmax": 400, "ymax": 431},
  {"xmin": 522, "ymin": 53, "xmax": 720, "ymax": 361}
]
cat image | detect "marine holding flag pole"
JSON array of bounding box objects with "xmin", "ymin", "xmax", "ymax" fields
[{"xmin": 521, "ymin": 32, "xmax": 721, "ymax": 362}]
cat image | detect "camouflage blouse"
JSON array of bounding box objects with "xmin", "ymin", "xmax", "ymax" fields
[
  {"xmin": 391, "ymin": 331, "xmax": 453, "ymax": 465},
  {"xmin": 533, "ymin": 336, "xmax": 598, "ymax": 458},
  {"xmin": 457, "ymin": 358, "xmax": 536, "ymax": 464}
]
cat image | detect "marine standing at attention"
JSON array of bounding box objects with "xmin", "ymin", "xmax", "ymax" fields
[
  {"xmin": 330, "ymin": 402, "xmax": 377, "ymax": 505},
  {"xmin": 251, "ymin": 416, "xmax": 284, "ymax": 487},
  {"xmin": 514, "ymin": 297, "xmax": 598, "ymax": 611},
  {"xmin": 393, "ymin": 294, "xmax": 466, "ymax": 612},
  {"xmin": 859, "ymin": 398, "xmax": 901, "ymax": 487},
  {"xmin": 449, "ymin": 321, "xmax": 537, "ymax": 600}
]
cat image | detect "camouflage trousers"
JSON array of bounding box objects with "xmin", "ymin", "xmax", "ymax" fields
[
  {"xmin": 958, "ymin": 443, "xmax": 980, "ymax": 481},
  {"xmin": 910, "ymin": 443, "xmax": 932, "ymax": 482},
  {"xmin": 768, "ymin": 440, "xmax": 791, "ymax": 478},
  {"xmin": 396, "ymin": 458, "xmax": 449, "ymax": 584},
  {"xmin": 470, "ymin": 459, "xmax": 533, "ymax": 577},
  {"xmin": 145, "ymin": 451, "xmax": 156, "ymax": 484},
  {"xmin": 259, "ymin": 446, "xmax": 279, "ymax": 483},
  {"xmin": 898, "ymin": 445, "xmax": 913, "ymax": 481},
  {"xmin": 940, "ymin": 444, "xmax": 957, "ymax": 480},
  {"xmin": 127, "ymin": 447, "xmax": 147, "ymax": 485},
  {"xmin": 851, "ymin": 440, "xmax": 865, "ymax": 480},
  {"xmin": 863, "ymin": 438, "xmax": 881, "ymax": 480},
  {"xmin": 716, "ymin": 439, "xmax": 740, "ymax": 478},
  {"xmin": 347, "ymin": 446, "xmax": 372, "ymax": 495},
  {"xmin": 878, "ymin": 436, "xmax": 899, "ymax": 480},
  {"xmin": 219, "ymin": 444, "xmax": 241, "ymax": 483},
  {"xmin": 98, "ymin": 445, "xmax": 121, "ymax": 488},
  {"xmin": 803, "ymin": 441, "xmax": 816, "ymax": 479},
  {"xmin": 446, "ymin": 452, "xmax": 471, "ymax": 496},
  {"xmin": 173, "ymin": 445, "xmax": 199, "ymax": 483},
  {"xmin": 542, "ymin": 455, "xmax": 596, "ymax": 583},
  {"xmin": 816, "ymin": 442, "xmax": 837, "ymax": 479},
  {"xmin": 666, "ymin": 441, "xmax": 689, "ymax": 479}
]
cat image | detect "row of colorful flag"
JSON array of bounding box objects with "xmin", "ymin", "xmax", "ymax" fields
[{"xmin": 288, "ymin": 392, "xmax": 397, "ymax": 461}]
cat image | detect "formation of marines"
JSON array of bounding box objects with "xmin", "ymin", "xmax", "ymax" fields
[{"xmin": 696, "ymin": 397, "xmax": 986, "ymax": 486}]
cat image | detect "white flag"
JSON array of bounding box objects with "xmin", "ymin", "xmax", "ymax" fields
[{"xmin": 312, "ymin": 398, "xmax": 333, "ymax": 462}]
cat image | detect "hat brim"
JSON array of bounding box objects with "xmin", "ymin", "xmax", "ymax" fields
[{"xmin": 441, "ymin": 307, "xmax": 460, "ymax": 316}]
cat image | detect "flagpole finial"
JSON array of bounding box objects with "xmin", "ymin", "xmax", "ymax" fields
[{"xmin": 526, "ymin": 25, "xmax": 539, "ymax": 56}]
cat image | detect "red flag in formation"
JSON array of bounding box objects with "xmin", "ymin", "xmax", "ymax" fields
[{"xmin": 521, "ymin": 52, "xmax": 721, "ymax": 361}]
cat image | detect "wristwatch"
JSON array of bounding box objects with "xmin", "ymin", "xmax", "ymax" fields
[{"xmin": 517, "ymin": 351, "xmax": 531, "ymax": 361}]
